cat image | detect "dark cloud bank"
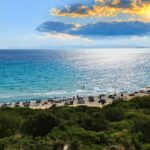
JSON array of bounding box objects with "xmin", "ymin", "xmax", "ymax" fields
[{"xmin": 37, "ymin": 21, "xmax": 150, "ymax": 37}]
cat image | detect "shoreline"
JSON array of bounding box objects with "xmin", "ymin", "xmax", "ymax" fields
[{"xmin": 0, "ymin": 87, "xmax": 150, "ymax": 109}]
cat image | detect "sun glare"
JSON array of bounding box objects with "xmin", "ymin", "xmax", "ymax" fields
[{"xmin": 144, "ymin": 5, "xmax": 150, "ymax": 20}]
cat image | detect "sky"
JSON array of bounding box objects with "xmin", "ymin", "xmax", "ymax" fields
[{"xmin": 0, "ymin": 0, "xmax": 150, "ymax": 49}]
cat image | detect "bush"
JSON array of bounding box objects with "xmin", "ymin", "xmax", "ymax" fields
[
  {"xmin": 0, "ymin": 136, "xmax": 53, "ymax": 150},
  {"xmin": 0, "ymin": 115, "xmax": 18, "ymax": 138},
  {"xmin": 69, "ymin": 139, "xmax": 82, "ymax": 150},
  {"xmin": 21, "ymin": 112, "xmax": 58, "ymax": 136},
  {"xmin": 130, "ymin": 96, "xmax": 150, "ymax": 109},
  {"xmin": 132, "ymin": 118, "xmax": 150, "ymax": 143},
  {"xmin": 0, "ymin": 96, "xmax": 149, "ymax": 149},
  {"xmin": 111, "ymin": 120, "xmax": 133, "ymax": 131},
  {"xmin": 90, "ymin": 118, "xmax": 108, "ymax": 132},
  {"xmin": 105, "ymin": 108, "xmax": 125, "ymax": 122},
  {"xmin": 53, "ymin": 140, "xmax": 65, "ymax": 150},
  {"xmin": 142, "ymin": 144, "xmax": 150, "ymax": 150},
  {"xmin": 112, "ymin": 131, "xmax": 134, "ymax": 150},
  {"xmin": 78, "ymin": 115, "xmax": 108, "ymax": 132}
]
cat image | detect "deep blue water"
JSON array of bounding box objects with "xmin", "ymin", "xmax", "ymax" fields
[{"xmin": 0, "ymin": 49, "xmax": 150, "ymax": 102}]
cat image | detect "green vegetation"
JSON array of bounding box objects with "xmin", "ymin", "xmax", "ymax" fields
[{"xmin": 0, "ymin": 96, "xmax": 150, "ymax": 150}]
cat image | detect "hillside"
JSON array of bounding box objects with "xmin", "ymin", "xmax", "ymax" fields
[{"xmin": 0, "ymin": 96, "xmax": 150, "ymax": 150}]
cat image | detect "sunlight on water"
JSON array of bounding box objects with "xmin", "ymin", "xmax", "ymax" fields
[{"xmin": 0, "ymin": 49, "xmax": 150, "ymax": 102}]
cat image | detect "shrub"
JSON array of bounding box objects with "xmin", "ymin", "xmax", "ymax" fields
[
  {"xmin": 69, "ymin": 139, "xmax": 82, "ymax": 150},
  {"xmin": 90, "ymin": 118, "xmax": 108, "ymax": 132},
  {"xmin": 0, "ymin": 115, "xmax": 18, "ymax": 138},
  {"xmin": 142, "ymin": 144, "xmax": 150, "ymax": 150},
  {"xmin": 21, "ymin": 112, "xmax": 58, "ymax": 136},
  {"xmin": 53, "ymin": 140, "xmax": 65, "ymax": 150},
  {"xmin": 130, "ymin": 96, "xmax": 150, "ymax": 109},
  {"xmin": 132, "ymin": 118, "xmax": 150, "ymax": 143},
  {"xmin": 105, "ymin": 108, "xmax": 125, "ymax": 122},
  {"xmin": 78, "ymin": 116, "xmax": 108, "ymax": 132}
]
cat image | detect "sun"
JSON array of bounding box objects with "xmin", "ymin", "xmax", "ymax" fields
[
  {"xmin": 143, "ymin": 5, "xmax": 150, "ymax": 20},
  {"xmin": 129, "ymin": 4, "xmax": 150, "ymax": 22},
  {"xmin": 145, "ymin": 7, "xmax": 150, "ymax": 17}
]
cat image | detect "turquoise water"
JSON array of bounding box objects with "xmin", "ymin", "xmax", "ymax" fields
[{"xmin": 0, "ymin": 49, "xmax": 150, "ymax": 102}]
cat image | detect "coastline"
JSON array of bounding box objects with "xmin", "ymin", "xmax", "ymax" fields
[{"xmin": 0, "ymin": 87, "xmax": 150, "ymax": 109}]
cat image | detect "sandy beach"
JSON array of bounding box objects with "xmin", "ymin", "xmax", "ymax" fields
[{"xmin": 0, "ymin": 87, "xmax": 149, "ymax": 110}]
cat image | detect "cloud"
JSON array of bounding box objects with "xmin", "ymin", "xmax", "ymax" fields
[
  {"xmin": 51, "ymin": 0, "xmax": 150, "ymax": 22},
  {"xmin": 45, "ymin": 33, "xmax": 81, "ymax": 40},
  {"xmin": 37, "ymin": 21, "xmax": 150, "ymax": 38},
  {"xmin": 36, "ymin": 21, "xmax": 77, "ymax": 33}
]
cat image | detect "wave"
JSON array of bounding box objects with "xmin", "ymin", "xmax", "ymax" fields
[{"xmin": 0, "ymin": 90, "xmax": 68, "ymax": 102}]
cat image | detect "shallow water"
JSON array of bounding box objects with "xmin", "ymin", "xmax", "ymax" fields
[{"xmin": 0, "ymin": 49, "xmax": 150, "ymax": 102}]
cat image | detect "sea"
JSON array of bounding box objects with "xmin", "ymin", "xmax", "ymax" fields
[{"xmin": 0, "ymin": 48, "xmax": 150, "ymax": 102}]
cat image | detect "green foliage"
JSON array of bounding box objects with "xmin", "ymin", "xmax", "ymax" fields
[
  {"xmin": 104, "ymin": 107, "xmax": 125, "ymax": 122},
  {"xmin": 0, "ymin": 95, "xmax": 149, "ymax": 149},
  {"xmin": 78, "ymin": 115, "xmax": 108, "ymax": 131},
  {"xmin": 130, "ymin": 96, "xmax": 150, "ymax": 109},
  {"xmin": 132, "ymin": 118, "xmax": 150, "ymax": 143},
  {"xmin": 69, "ymin": 138, "xmax": 83, "ymax": 150},
  {"xmin": 0, "ymin": 136, "xmax": 53, "ymax": 150},
  {"xmin": 142, "ymin": 144, "xmax": 150, "ymax": 150},
  {"xmin": 53, "ymin": 140, "xmax": 65, "ymax": 150},
  {"xmin": 0, "ymin": 115, "xmax": 19, "ymax": 138},
  {"xmin": 21, "ymin": 112, "xmax": 58, "ymax": 136},
  {"xmin": 111, "ymin": 120, "xmax": 133, "ymax": 131},
  {"xmin": 112, "ymin": 130, "xmax": 134, "ymax": 150}
]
